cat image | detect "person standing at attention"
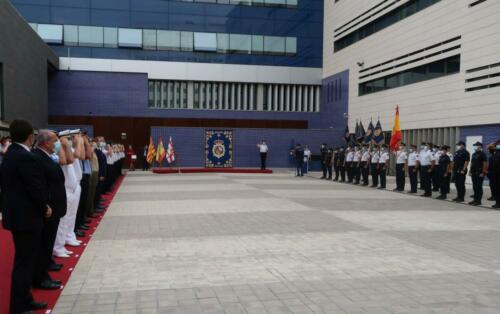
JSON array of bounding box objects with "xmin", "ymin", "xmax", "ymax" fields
[{"xmin": 257, "ymin": 140, "xmax": 269, "ymax": 170}]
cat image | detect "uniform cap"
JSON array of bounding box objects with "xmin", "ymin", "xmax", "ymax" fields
[
  {"xmin": 456, "ymin": 141, "xmax": 466, "ymax": 146},
  {"xmin": 473, "ymin": 141, "xmax": 483, "ymax": 146}
]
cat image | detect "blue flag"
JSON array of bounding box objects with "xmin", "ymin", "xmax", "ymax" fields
[
  {"xmin": 356, "ymin": 121, "xmax": 366, "ymax": 143},
  {"xmin": 372, "ymin": 119, "xmax": 385, "ymax": 145},
  {"xmin": 364, "ymin": 120, "xmax": 375, "ymax": 144},
  {"xmin": 344, "ymin": 125, "xmax": 350, "ymax": 144}
]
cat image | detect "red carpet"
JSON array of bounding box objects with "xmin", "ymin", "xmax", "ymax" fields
[
  {"xmin": 152, "ymin": 167, "xmax": 273, "ymax": 174},
  {"xmin": 0, "ymin": 175, "xmax": 124, "ymax": 314}
]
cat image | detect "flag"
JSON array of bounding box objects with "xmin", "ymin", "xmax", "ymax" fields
[
  {"xmin": 372, "ymin": 119, "xmax": 385, "ymax": 145},
  {"xmin": 166, "ymin": 136, "xmax": 176, "ymax": 164},
  {"xmin": 364, "ymin": 120, "xmax": 375, "ymax": 144},
  {"xmin": 156, "ymin": 137, "xmax": 166, "ymax": 164},
  {"xmin": 356, "ymin": 121, "xmax": 366, "ymax": 143},
  {"xmin": 343, "ymin": 125, "xmax": 350, "ymax": 144},
  {"xmin": 146, "ymin": 136, "xmax": 156, "ymax": 164},
  {"xmin": 390, "ymin": 106, "xmax": 402, "ymax": 151}
]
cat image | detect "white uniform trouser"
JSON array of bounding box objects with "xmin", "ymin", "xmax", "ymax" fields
[{"xmin": 53, "ymin": 185, "xmax": 81, "ymax": 254}]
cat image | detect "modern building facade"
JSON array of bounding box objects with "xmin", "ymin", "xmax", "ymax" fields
[
  {"xmin": 0, "ymin": 0, "xmax": 59, "ymax": 130},
  {"xmin": 11, "ymin": 0, "xmax": 343, "ymax": 167},
  {"xmin": 323, "ymin": 0, "xmax": 500, "ymax": 150}
]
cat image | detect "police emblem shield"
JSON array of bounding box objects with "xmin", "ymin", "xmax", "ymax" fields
[{"xmin": 205, "ymin": 130, "xmax": 233, "ymax": 168}]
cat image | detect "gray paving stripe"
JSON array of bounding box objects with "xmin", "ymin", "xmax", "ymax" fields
[
  {"xmin": 113, "ymin": 190, "xmax": 275, "ymax": 202},
  {"xmin": 91, "ymin": 210, "xmax": 366, "ymax": 240}
]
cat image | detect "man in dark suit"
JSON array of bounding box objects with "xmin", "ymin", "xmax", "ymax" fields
[
  {"xmin": 0, "ymin": 119, "xmax": 51, "ymax": 314},
  {"xmin": 32, "ymin": 130, "xmax": 67, "ymax": 290}
]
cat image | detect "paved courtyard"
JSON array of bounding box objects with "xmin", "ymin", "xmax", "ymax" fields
[{"xmin": 53, "ymin": 172, "xmax": 500, "ymax": 314}]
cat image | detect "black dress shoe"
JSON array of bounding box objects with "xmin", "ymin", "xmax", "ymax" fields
[
  {"xmin": 79, "ymin": 225, "xmax": 90, "ymax": 230},
  {"xmin": 84, "ymin": 218, "xmax": 92, "ymax": 224},
  {"xmin": 30, "ymin": 300, "xmax": 48, "ymax": 310},
  {"xmin": 51, "ymin": 279, "xmax": 62, "ymax": 285},
  {"xmin": 453, "ymin": 198, "xmax": 464, "ymax": 202},
  {"xmin": 487, "ymin": 197, "xmax": 495, "ymax": 201},
  {"xmin": 48, "ymin": 263, "xmax": 63, "ymax": 272},
  {"xmin": 435, "ymin": 195, "xmax": 446, "ymax": 200},
  {"xmin": 76, "ymin": 230, "xmax": 86, "ymax": 237},
  {"xmin": 34, "ymin": 279, "xmax": 61, "ymax": 290},
  {"xmin": 492, "ymin": 204, "xmax": 500, "ymax": 209},
  {"xmin": 420, "ymin": 194, "xmax": 431, "ymax": 197}
]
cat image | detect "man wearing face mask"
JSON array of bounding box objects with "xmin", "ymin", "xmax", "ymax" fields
[
  {"xmin": 370, "ymin": 145, "xmax": 380, "ymax": 187},
  {"xmin": 408, "ymin": 144, "xmax": 419, "ymax": 193},
  {"xmin": 338, "ymin": 147, "xmax": 346, "ymax": 182},
  {"xmin": 452, "ymin": 141, "xmax": 470, "ymax": 203},
  {"xmin": 394, "ymin": 143, "xmax": 408, "ymax": 192},
  {"xmin": 418, "ymin": 142, "xmax": 434, "ymax": 197},
  {"xmin": 32, "ymin": 130, "xmax": 67, "ymax": 290},
  {"xmin": 492, "ymin": 140, "xmax": 500, "ymax": 209},
  {"xmin": 378, "ymin": 144, "xmax": 390, "ymax": 189},
  {"xmin": 320, "ymin": 143, "xmax": 328, "ymax": 179},
  {"xmin": 361, "ymin": 144, "xmax": 370, "ymax": 186},
  {"xmin": 352, "ymin": 145, "xmax": 362, "ymax": 184},
  {"xmin": 469, "ymin": 142, "xmax": 488, "ymax": 206},
  {"xmin": 436, "ymin": 146, "xmax": 453, "ymax": 200},
  {"xmin": 487, "ymin": 144, "xmax": 496, "ymax": 202},
  {"xmin": 345, "ymin": 145, "xmax": 354, "ymax": 183},
  {"xmin": 1, "ymin": 119, "xmax": 52, "ymax": 313}
]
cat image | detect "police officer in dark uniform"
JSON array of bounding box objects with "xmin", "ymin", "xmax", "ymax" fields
[
  {"xmin": 492, "ymin": 140, "xmax": 500, "ymax": 209},
  {"xmin": 338, "ymin": 147, "xmax": 346, "ymax": 182},
  {"xmin": 320, "ymin": 143, "xmax": 327, "ymax": 179},
  {"xmin": 469, "ymin": 141, "xmax": 488, "ymax": 206},
  {"xmin": 452, "ymin": 141, "xmax": 470, "ymax": 203},
  {"xmin": 333, "ymin": 148, "xmax": 340, "ymax": 181},
  {"xmin": 326, "ymin": 148, "xmax": 333, "ymax": 180},
  {"xmin": 436, "ymin": 145, "xmax": 452, "ymax": 200}
]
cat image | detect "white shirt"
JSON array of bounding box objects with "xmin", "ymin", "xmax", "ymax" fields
[
  {"xmin": 303, "ymin": 149, "xmax": 311, "ymax": 162},
  {"xmin": 419, "ymin": 150, "xmax": 433, "ymax": 166},
  {"xmin": 361, "ymin": 151, "xmax": 370, "ymax": 162},
  {"xmin": 433, "ymin": 151, "xmax": 442, "ymax": 165},
  {"xmin": 379, "ymin": 151, "xmax": 389, "ymax": 163},
  {"xmin": 258, "ymin": 144, "xmax": 269, "ymax": 153},
  {"xmin": 62, "ymin": 160, "xmax": 79, "ymax": 192},
  {"xmin": 408, "ymin": 151, "xmax": 418, "ymax": 166},
  {"xmin": 396, "ymin": 150, "xmax": 408, "ymax": 164},
  {"xmin": 371, "ymin": 151, "xmax": 380, "ymax": 163},
  {"xmin": 353, "ymin": 151, "xmax": 361, "ymax": 162},
  {"xmin": 346, "ymin": 151, "xmax": 354, "ymax": 162},
  {"xmin": 447, "ymin": 152, "xmax": 454, "ymax": 162}
]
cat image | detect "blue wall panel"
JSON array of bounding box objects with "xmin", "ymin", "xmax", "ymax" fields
[
  {"xmin": 460, "ymin": 124, "xmax": 500, "ymax": 147},
  {"xmin": 151, "ymin": 127, "xmax": 344, "ymax": 168}
]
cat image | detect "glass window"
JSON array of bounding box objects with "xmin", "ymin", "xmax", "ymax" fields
[
  {"xmin": 180, "ymin": 32, "xmax": 193, "ymax": 51},
  {"xmin": 182, "ymin": 82, "xmax": 188, "ymax": 108},
  {"xmin": 104, "ymin": 27, "xmax": 118, "ymax": 48},
  {"xmin": 157, "ymin": 30, "xmax": 180, "ymax": 51},
  {"xmin": 265, "ymin": 0, "xmax": 286, "ymax": 6},
  {"xmin": 285, "ymin": 37, "xmax": 297, "ymax": 55},
  {"xmin": 118, "ymin": 28, "xmax": 142, "ymax": 48},
  {"xmin": 28, "ymin": 23, "xmax": 38, "ymax": 32},
  {"xmin": 251, "ymin": 35, "xmax": 264, "ymax": 54},
  {"xmin": 194, "ymin": 32, "xmax": 217, "ymax": 52},
  {"xmin": 428, "ymin": 59, "xmax": 445, "ymax": 78},
  {"xmin": 64, "ymin": 25, "xmax": 78, "ymax": 46},
  {"xmin": 286, "ymin": 0, "xmax": 298, "ymax": 7},
  {"xmin": 143, "ymin": 29, "xmax": 157, "ymax": 50},
  {"xmin": 194, "ymin": 82, "xmax": 200, "ymax": 109},
  {"xmin": 148, "ymin": 81, "xmax": 154, "ymax": 107},
  {"xmin": 175, "ymin": 82, "xmax": 181, "ymax": 108},
  {"xmin": 385, "ymin": 75, "xmax": 400, "ymax": 89},
  {"xmin": 78, "ymin": 26, "xmax": 103, "ymax": 47},
  {"xmin": 264, "ymin": 36, "xmax": 285, "ymax": 54},
  {"xmin": 446, "ymin": 56, "xmax": 460, "ymax": 73},
  {"xmin": 161, "ymin": 82, "xmax": 168, "ymax": 108},
  {"xmin": 154, "ymin": 81, "xmax": 161, "ymax": 108},
  {"xmin": 38, "ymin": 24, "xmax": 63, "ymax": 44},
  {"xmin": 217, "ymin": 33, "xmax": 229, "ymax": 53},
  {"xmin": 229, "ymin": 34, "xmax": 251, "ymax": 53}
]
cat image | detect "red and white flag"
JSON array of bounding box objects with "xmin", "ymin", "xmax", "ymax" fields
[{"xmin": 166, "ymin": 136, "xmax": 176, "ymax": 164}]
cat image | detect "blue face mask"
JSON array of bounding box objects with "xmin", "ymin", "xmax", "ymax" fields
[
  {"xmin": 496, "ymin": 145, "xmax": 500, "ymax": 150},
  {"xmin": 53, "ymin": 140, "xmax": 61, "ymax": 155}
]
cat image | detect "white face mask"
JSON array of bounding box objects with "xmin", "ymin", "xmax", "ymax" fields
[
  {"xmin": 457, "ymin": 145, "xmax": 462, "ymax": 150},
  {"xmin": 409, "ymin": 149, "xmax": 414, "ymax": 153},
  {"xmin": 475, "ymin": 146, "xmax": 482, "ymax": 151}
]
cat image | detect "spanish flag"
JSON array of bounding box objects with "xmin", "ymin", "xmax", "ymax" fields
[
  {"xmin": 390, "ymin": 106, "xmax": 402, "ymax": 151},
  {"xmin": 146, "ymin": 137, "xmax": 156, "ymax": 164},
  {"xmin": 156, "ymin": 137, "xmax": 166, "ymax": 164}
]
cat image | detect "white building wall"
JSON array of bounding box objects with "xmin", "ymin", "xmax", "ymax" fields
[{"xmin": 323, "ymin": 0, "xmax": 500, "ymax": 131}]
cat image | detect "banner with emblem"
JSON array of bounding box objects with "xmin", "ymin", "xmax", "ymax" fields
[{"xmin": 205, "ymin": 129, "xmax": 233, "ymax": 168}]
